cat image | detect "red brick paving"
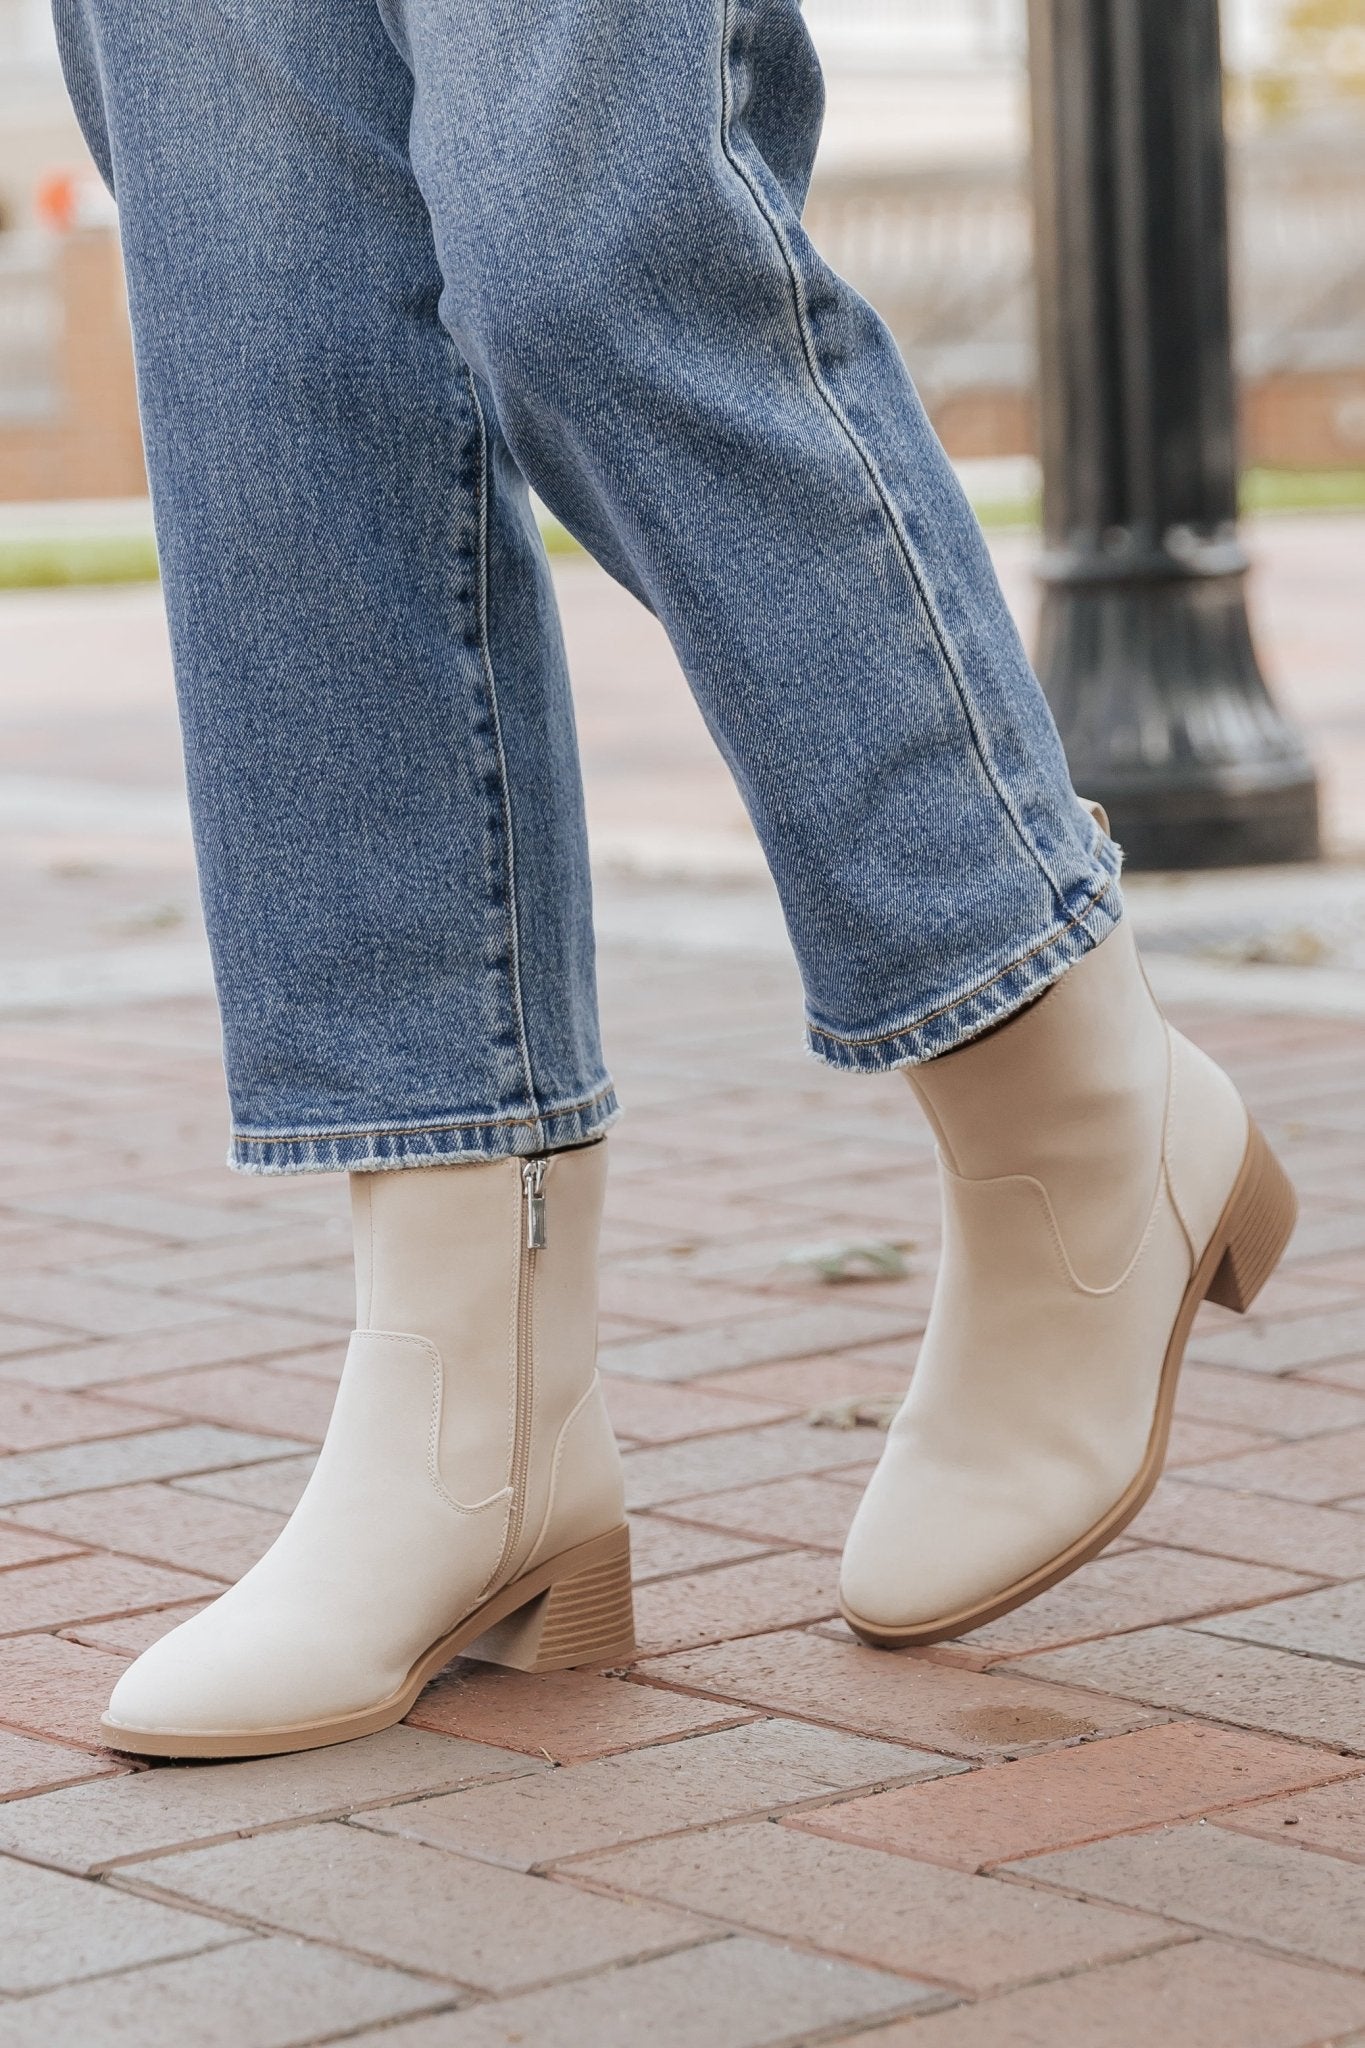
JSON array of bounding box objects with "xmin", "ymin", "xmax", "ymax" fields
[
  {"xmin": 654, "ymin": 1473, "xmax": 862, "ymax": 1550},
  {"xmin": 0, "ymin": 1552, "xmax": 221, "ymax": 1635},
  {"xmin": 353, "ymin": 1718, "xmax": 958, "ymax": 1872},
  {"xmin": 953, "ymin": 1545, "xmax": 1319, "ymax": 1660},
  {"xmin": 58, "ymin": 1601, "xmax": 212, "ymax": 1658},
  {"xmin": 1008, "ymin": 1823, "xmax": 1365, "ymax": 1971},
  {"xmin": 1128, "ymin": 1475, "xmax": 1365, "ymax": 1578},
  {"xmin": 624, "ymin": 1512, "xmax": 773, "ymax": 1583},
  {"xmin": 787, "ymin": 1720, "xmax": 1360, "ymax": 1871},
  {"xmin": 0, "ymin": 1629, "xmax": 133, "ymax": 1749},
  {"xmin": 1162, "ymin": 1415, "xmax": 1274, "ymax": 1465},
  {"xmin": 0, "ymin": 1726, "xmax": 127, "ymax": 1800},
  {"xmin": 9, "ymin": 1315, "xmax": 343, "ymax": 1391},
  {"xmin": 1003, "ymin": 1626, "xmax": 1365, "ymax": 1750},
  {"xmin": 573, "ymin": 1821, "xmax": 1176, "ymax": 1993},
  {"xmin": 9, "ymin": 1480, "xmax": 286, "ymax": 1581},
  {"xmin": 97, "ymin": 1362, "xmax": 341, "ymax": 1441},
  {"xmin": 635, "ymin": 1629, "xmax": 1164, "ymax": 1757},
  {"xmin": 1214, "ymin": 1772, "xmax": 1365, "ymax": 1861},
  {"xmin": 1180, "ymin": 1424, "xmax": 1365, "ymax": 1503},
  {"xmin": 406, "ymin": 1663, "xmax": 757, "ymax": 1763},
  {"xmin": 702, "ymin": 1346, "xmax": 914, "ymax": 1405},
  {"xmin": 0, "ymin": 1521, "xmax": 82, "ymax": 1569},
  {"xmin": 600, "ymin": 1376, "xmax": 794, "ymax": 1443},
  {"xmin": 2, "ymin": 543, "xmax": 1365, "ymax": 2034},
  {"xmin": 631, "ymin": 1548, "xmax": 840, "ymax": 1656},
  {"xmin": 840, "ymin": 1942, "xmax": 1365, "ymax": 2048},
  {"xmin": 0, "ymin": 1384, "xmax": 171, "ymax": 1452}
]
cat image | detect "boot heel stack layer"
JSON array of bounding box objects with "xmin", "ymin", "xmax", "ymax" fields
[
  {"xmin": 466, "ymin": 1525, "xmax": 635, "ymax": 1672},
  {"xmin": 1204, "ymin": 1121, "xmax": 1298, "ymax": 1315}
]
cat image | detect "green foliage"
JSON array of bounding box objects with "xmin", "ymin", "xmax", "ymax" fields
[
  {"xmin": 1, "ymin": 472, "xmax": 1362, "ymax": 591},
  {"xmin": 0, "ymin": 532, "xmax": 160, "ymax": 589},
  {"xmin": 1247, "ymin": 0, "xmax": 1365, "ymax": 121},
  {"xmin": 1241, "ymin": 466, "xmax": 1365, "ymax": 511}
]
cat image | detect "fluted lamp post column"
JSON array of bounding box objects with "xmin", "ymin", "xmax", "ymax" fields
[{"xmin": 1026, "ymin": 0, "xmax": 1319, "ymax": 867}]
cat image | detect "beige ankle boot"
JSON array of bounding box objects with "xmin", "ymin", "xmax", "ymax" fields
[
  {"xmin": 839, "ymin": 913, "xmax": 1296, "ymax": 1648},
  {"xmin": 101, "ymin": 1143, "xmax": 632, "ymax": 1758}
]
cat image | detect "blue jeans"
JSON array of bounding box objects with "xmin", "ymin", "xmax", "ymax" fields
[{"xmin": 54, "ymin": 0, "xmax": 1122, "ymax": 1174}]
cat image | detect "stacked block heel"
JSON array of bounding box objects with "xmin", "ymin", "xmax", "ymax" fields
[
  {"xmin": 1204, "ymin": 1121, "xmax": 1298, "ymax": 1315},
  {"xmin": 466, "ymin": 1525, "xmax": 635, "ymax": 1672}
]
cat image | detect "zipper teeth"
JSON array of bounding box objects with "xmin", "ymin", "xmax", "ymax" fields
[{"xmin": 499, "ymin": 1159, "xmax": 544, "ymax": 1579}]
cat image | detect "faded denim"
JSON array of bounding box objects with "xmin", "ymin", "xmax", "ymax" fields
[{"xmin": 53, "ymin": 0, "xmax": 1122, "ymax": 1173}]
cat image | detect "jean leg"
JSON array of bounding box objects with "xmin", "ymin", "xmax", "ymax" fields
[
  {"xmin": 51, "ymin": 0, "xmax": 614, "ymax": 1169},
  {"xmin": 386, "ymin": 0, "xmax": 1122, "ymax": 1070}
]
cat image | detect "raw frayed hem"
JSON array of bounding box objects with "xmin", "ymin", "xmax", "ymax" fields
[
  {"xmin": 228, "ymin": 1084, "xmax": 621, "ymax": 1176},
  {"xmin": 806, "ymin": 860, "xmax": 1124, "ymax": 1075}
]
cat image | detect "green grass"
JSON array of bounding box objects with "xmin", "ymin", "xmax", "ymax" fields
[
  {"xmin": 952, "ymin": 468, "xmax": 1365, "ymax": 531},
  {"xmin": 1, "ymin": 467, "xmax": 1362, "ymax": 588},
  {"xmin": 970, "ymin": 470, "xmax": 1365, "ymax": 531},
  {"xmin": 1240, "ymin": 466, "xmax": 1365, "ymax": 514},
  {"xmin": 972, "ymin": 493, "xmax": 1043, "ymax": 530},
  {"xmin": 538, "ymin": 519, "xmax": 584, "ymax": 557},
  {"xmin": 0, "ymin": 531, "xmax": 160, "ymax": 589}
]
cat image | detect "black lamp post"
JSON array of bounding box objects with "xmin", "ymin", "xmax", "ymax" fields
[{"xmin": 1026, "ymin": 0, "xmax": 1320, "ymax": 868}]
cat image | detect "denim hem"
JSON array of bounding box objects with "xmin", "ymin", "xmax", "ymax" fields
[
  {"xmin": 228, "ymin": 1084, "xmax": 621, "ymax": 1175},
  {"xmin": 805, "ymin": 857, "xmax": 1125, "ymax": 1074}
]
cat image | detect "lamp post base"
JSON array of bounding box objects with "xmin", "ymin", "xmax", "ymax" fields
[
  {"xmin": 1037, "ymin": 566, "xmax": 1321, "ymax": 870},
  {"xmin": 1080, "ymin": 773, "xmax": 1321, "ymax": 871}
]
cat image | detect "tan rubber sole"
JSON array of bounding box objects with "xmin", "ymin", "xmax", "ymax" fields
[
  {"xmin": 842, "ymin": 1119, "xmax": 1297, "ymax": 1651},
  {"xmin": 98, "ymin": 1523, "xmax": 636, "ymax": 1760}
]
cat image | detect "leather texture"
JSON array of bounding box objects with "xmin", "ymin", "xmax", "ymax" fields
[
  {"xmin": 839, "ymin": 913, "xmax": 1249, "ymax": 1634},
  {"xmin": 105, "ymin": 1143, "xmax": 622, "ymax": 1737}
]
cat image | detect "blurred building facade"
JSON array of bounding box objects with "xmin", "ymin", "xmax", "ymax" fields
[
  {"xmin": 1, "ymin": 0, "xmax": 1363, "ymax": 498},
  {"xmin": 804, "ymin": 0, "xmax": 1365, "ymax": 468}
]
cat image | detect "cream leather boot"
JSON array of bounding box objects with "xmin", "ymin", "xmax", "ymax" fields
[
  {"xmin": 101, "ymin": 1143, "xmax": 633, "ymax": 1758},
  {"xmin": 839, "ymin": 911, "xmax": 1296, "ymax": 1649}
]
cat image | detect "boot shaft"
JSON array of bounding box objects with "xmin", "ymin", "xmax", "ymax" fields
[
  {"xmin": 907, "ymin": 915, "xmax": 1171, "ymax": 1284},
  {"xmin": 349, "ymin": 1143, "xmax": 610, "ymax": 1543}
]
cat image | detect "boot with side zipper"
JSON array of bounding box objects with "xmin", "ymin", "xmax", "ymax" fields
[
  {"xmin": 839, "ymin": 874, "xmax": 1297, "ymax": 1650},
  {"xmin": 101, "ymin": 1141, "xmax": 632, "ymax": 1758}
]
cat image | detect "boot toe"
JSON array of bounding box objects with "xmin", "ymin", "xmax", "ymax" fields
[
  {"xmin": 104, "ymin": 1618, "xmax": 235, "ymax": 1737},
  {"xmin": 839, "ymin": 1524, "xmax": 1005, "ymax": 1635},
  {"xmin": 839, "ymin": 1462, "xmax": 1121, "ymax": 1638},
  {"xmin": 102, "ymin": 1603, "xmax": 388, "ymax": 1741}
]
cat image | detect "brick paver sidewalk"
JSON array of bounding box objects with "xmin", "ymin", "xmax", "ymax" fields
[{"xmin": 1, "ymin": 528, "xmax": 1363, "ymax": 2046}]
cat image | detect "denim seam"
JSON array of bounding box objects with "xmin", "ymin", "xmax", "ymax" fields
[
  {"xmin": 464, "ymin": 362, "xmax": 544, "ymax": 1150},
  {"xmin": 715, "ymin": 0, "xmax": 1069, "ymax": 912},
  {"xmin": 806, "ymin": 868, "xmax": 1122, "ymax": 1052},
  {"xmin": 230, "ymin": 1078, "xmax": 619, "ymax": 1147}
]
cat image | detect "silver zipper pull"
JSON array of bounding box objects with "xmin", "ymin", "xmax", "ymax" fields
[{"xmin": 522, "ymin": 1157, "xmax": 548, "ymax": 1250}]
